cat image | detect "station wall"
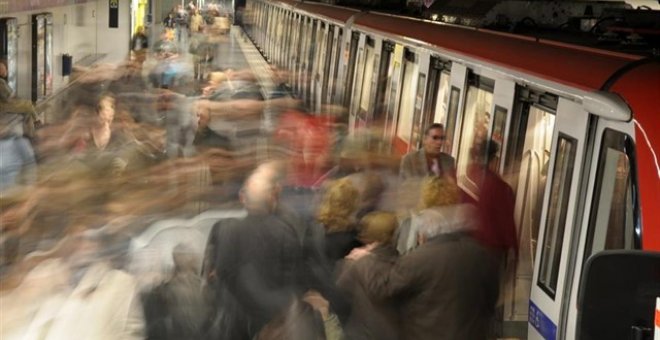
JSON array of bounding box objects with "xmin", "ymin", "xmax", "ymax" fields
[{"xmin": 1, "ymin": 0, "xmax": 130, "ymax": 101}]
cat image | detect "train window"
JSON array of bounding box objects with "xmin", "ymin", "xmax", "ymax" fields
[
  {"xmin": 358, "ymin": 46, "xmax": 376, "ymax": 117},
  {"xmin": 395, "ymin": 59, "xmax": 419, "ymax": 145},
  {"xmin": 491, "ymin": 106, "xmax": 508, "ymax": 171},
  {"xmin": 409, "ymin": 73, "xmax": 427, "ymax": 146},
  {"xmin": 31, "ymin": 13, "xmax": 54, "ymax": 103},
  {"xmin": 343, "ymin": 32, "xmax": 360, "ymax": 107},
  {"xmin": 457, "ymin": 81, "xmax": 493, "ymax": 195},
  {"xmin": 538, "ymin": 135, "xmax": 577, "ymax": 298},
  {"xmin": 372, "ymin": 41, "xmax": 394, "ymax": 123},
  {"xmin": 330, "ymin": 28, "xmax": 343, "ymax": 104},
  {"xmin": 444, "ymin": 86, "xmax": 461, "ymax": 154},
  {"xmin": 351, "ymin": 46, "xmax": 366, "ymax": 115},
  {"xmin": 417, "ymin": 57, "xmax": 451, "ymax": 149},
  {"xmin": 584, "ymin": 129, "xmax": 639, "ymax": 260},
  {"xmin": 433, "ymin": 72, "xmax": 451, "ymax": 125},
  {"xmin": 321, "ymin": 25, "xmax": 334, "ymax": 104}
]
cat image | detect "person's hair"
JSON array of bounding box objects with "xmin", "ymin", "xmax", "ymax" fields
[
  {"xmin": 416, "ymin": 205, "xmax": 476, "ymax": 240},
  {"xmin": 241, "ymin": 161, "xmax": 286, "ymax": 212},
  {"xmin": 419, "ymin": 176, "xmax": 459, "ymax": 209},
  {"xmin": 359, "ymin": 211, "xmax": 398, "ymax": 244},
  {"xmin": 172, "ymin": 243, "xmax": 198, "ymax": 273},
  {"xmin": 481, "ymin": 139, "xmax": 500, "ymax": 163},
  {"xmin": 317, "ymin": 178, "xmax": 359, "ymax": 232},
  {"xmin": 424, "ymin": 123, "xmax": 444, "ymax": 136}
]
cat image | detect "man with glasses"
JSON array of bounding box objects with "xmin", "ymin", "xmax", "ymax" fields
[{"xmin": 399, "ymin": 123, "xmax": 455, "ymax": 180}]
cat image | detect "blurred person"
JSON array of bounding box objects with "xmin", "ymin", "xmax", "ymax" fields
[
  {"xmin": 473, "ymin": 139, "xmax": 518, "ymax": 259},
  {"xmin": 399, "ymin": 123, "xmax": 455, "ymax": 180},
  {"xmin": 189, "ymin": 27, "xmax": 214, "ymax": 80},
  {"xmin": 336, "ymin": 211, "xmax": 400, "ymax": 340},
  {"xmin": 315, "ymin": 178, "xmax": 362, "ymax": 269},
  {"xmin": 471, "ymin": 139, "xmax": 517, "ymax": 339},
  {"xmin": 204, "ymin": 161, "xmax": 312, "ymax": 338},
  {"xmin": 0, "ymin": 113, "xmax": 37, "ymax": 193},
  {"xmin": 256, "ymin": 292, "xmax": 343, "ymax": 340},
  {"xmin": 143, "ymin": 243, "xmax": 209, "ymax": 340},
  {"xmin": 1, "ymin": 60, "xmax": 39, "ymax": 139},
  {"xmin": 174, "ymin": 4, "xmax": 189, "ymax": 43},
  {"xmin": 274, "ymin": 108, "xmax": 335, "ymax": 188},
  {"xmin": 349, "ymin": 179, "xmax": 499, "ymax": 340},
  {"xmin": 63, "ymin": 94, "xmax": 134, "ymax": 175},
  {"xmin": 163, "ymin": 11, "xmax": 176, "ymax": 29},
  {"xmin": 24, "ymin": 230, "xmax": 145, "ymax": 340},
  {"xmin": 0, "ymin": 59, "xmax": 12, "ymax": 101},
  {"xmin": 347, "ymin": 171, "xmax": 386, "ymax": 220},
  {"xmin": 189, "ymin": 8, "xmax": 205, "ymax": 33},
  {"xmin": 130, "ymin": 26, "xmax": 149, "ymax": 52},
  {"xmin": 396, "ymin": 176, "xmax": 459, "ymax": 254}
]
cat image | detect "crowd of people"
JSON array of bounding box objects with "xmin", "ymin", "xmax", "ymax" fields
[{"xmin": 0, "ymin": 2, "xmax": 518, "ymax": 338}]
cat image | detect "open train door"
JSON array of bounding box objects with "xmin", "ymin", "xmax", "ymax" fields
[{"xmin": 528, "ymin": 98, "xmax": 590, "ymax": 340}]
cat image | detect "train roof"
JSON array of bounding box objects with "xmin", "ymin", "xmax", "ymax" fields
[
  {"xmin": 353, "ymin": 13, "xmax": 643, "ymax": 92},
  {"xmin": 296, "ymin": 2, "xmax": 361, "ymax": 23}
]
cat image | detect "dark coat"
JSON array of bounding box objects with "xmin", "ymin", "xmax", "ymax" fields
[
  {"xmin": 364, "ymin": 232, "xmax": 499, "ymax": 340},
  {"xmin": 336, "ymin": 245, "xmax": 400, "ymax": 340},
  {"xmin": 399, "ymin": 149, "xmax": 455, "ymax": 180},
  {"xmin": 324, "ymin": 228, "xmax": 362, "ymax": 269},
  {"xmin": 209, "ymin": 213, "xmax": 305, "ymax": 337}
]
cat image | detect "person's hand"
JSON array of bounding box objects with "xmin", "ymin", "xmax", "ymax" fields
[
  {"xmin": 345, "ymin": 243, "xmax": 378, "ymax": 261},
  {"xmin": 303, "ymin": 290, "xmax": 330, "ymax": 320}
]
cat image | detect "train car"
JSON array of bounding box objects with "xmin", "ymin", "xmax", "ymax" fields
[{"xmin": 244, "ymin": 1, "xmax": 660, "ymax": 339}]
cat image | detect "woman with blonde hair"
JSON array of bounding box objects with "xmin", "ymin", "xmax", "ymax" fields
[
  {"xmin": 316, "ymin": 177, "xmax": 361, "ymax": 268},
  {"xmin": 396, "ymin": 176, "xmax": 463, "ymax": 254}
]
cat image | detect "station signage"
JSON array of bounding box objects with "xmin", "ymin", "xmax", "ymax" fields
[{"xmin": 109, "ymin": 0, "xmax": 119, "ymax": 28}]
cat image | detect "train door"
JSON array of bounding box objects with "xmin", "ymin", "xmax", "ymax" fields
[
  {"xmin": 291, "ymin": 14, "xmax": 302, "ymax": 92},
  {"xmin": 320, "ymin": 25, "xmax": 335, "ymax": 107},
  {"xmin": 295, "ymin": 16, "xmax": 309, "ymax": 96},
  {"xmin": 0, "ymin": 18, "xmax": 18, "ymax": 95},
  {"xmin": 560, "ymin": 118, "xmax": 638, "ymax": 338},
  {"xmin": 407, "ymin": 51, "xmax": 432, "ymax": 150},
  {"xmin": 528, "ymin": 98, "xmax": 590, "ymax": 340},
  {"xmin": 347, "ymin": 33, "xmax": 367, "ymax": 130},
  {"xmin": 500, "ymin": 89, "xmax": 557, "ymax": 335},
  {"xmin": 31, "ymin": 13, "xmax": 54, "ymax": 103},
  {"xmin": 270, "ymin": 8, "xmax": 279, "ymax": 63},
  {"xmin": 282, "ymin": 11, "xmax": 292, "ymax": 69},
  {"xmin": 382, "ymin": 44, "xmax": 404, "ymax": 143},
  {"xmin": 300, "ymin": 18, "xmax": 313, "ymax": 102},
  {"xmin": 341, "ymin": 32, "xmax": 360, "ymax": 109},
  {"xmin": 311, "ymin": 21, "xmax": 326, "ymax": 113},
  {"xmin": 444, "ymin": 63, "xmax": 468, "ymax": 157},
  {"xmin": 328, "ymin": 28, "xmax": 343, "ymax": 105},
  {"xmin": 305, "ymin": 20, "xmax": 318, "ymax": 108},
  {"xmin": 371, "ymin": 41, "xmax": 394, "ymax": 130},
  {"xmin": 350, "ymin": 35, "xmax": 381, "ymax": 132},
  {"xmin": 418, "ymin": 57, "xmax": 452, "ymax": 147},
  {"xmin": 391, "ymin": 48, "xmax": 421, "ymax": 154},
  {"xmin": 455, "ymin": 73, "xmax": 495, "ymax": 196}
]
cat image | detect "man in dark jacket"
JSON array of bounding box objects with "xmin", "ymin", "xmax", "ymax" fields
[{"xmin": 204, "ymin": 162, "xmax": 348, "ymax": 339}]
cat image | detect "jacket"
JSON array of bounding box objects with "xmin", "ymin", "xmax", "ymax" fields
[
  {"xmin": 399, "ymin": 149, "xmax": 455, "ymax": 180},
  {"xmin": 364, "ymin": 232, "xmax": 499, "ymax": 340}
]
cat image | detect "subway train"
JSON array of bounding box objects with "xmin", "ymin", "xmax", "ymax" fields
[{"xmin": 242, "ymin": 1, "xmax": 660, "ymax": 339}]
